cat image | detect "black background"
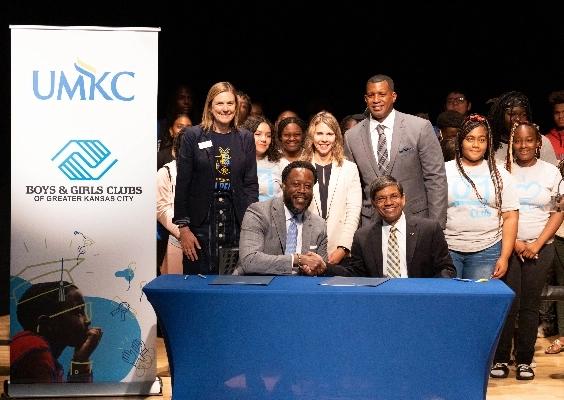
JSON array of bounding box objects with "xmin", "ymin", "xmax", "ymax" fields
[{"xmin": 2, "ymin": 1, "xmax": 563, "ymax": 314}]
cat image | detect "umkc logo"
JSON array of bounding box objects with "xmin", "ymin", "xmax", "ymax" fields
[
  {"xmin": 33, "ymin": 58, "xmax": 134, "ymax": 101},
  {"xmin": 52, "ymin": 140, "xmax": 118, "ymax": 180}
]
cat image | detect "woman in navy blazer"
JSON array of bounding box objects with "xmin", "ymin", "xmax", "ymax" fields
[{"xmin": 173, "ymin": 82, "xmax": 258, "ymax": 274}]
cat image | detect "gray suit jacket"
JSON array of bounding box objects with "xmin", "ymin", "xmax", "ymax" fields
[
  {"xmin": 343, "ymin": 111, "xmax": 447, "ymax": 228},
  {"xmin": 235, "ymin": 197, "xmax": 328, "ymax": 275}
]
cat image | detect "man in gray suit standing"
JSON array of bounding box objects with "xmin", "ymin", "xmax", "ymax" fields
[
  {"xmin": 344, "ymin": 74, "xmax": 447, "ymax": 228},
  {"xmin": 235, "ymin": 161, "xmax": 330, "ymax": 276}
]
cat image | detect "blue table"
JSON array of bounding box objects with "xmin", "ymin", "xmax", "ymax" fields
[{"xmin": 143, "ymin": 275, "xmax": 514, "ymax": 399}]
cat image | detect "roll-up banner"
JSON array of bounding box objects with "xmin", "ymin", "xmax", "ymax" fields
[{"xmin": 8, "ymin": 25, "xmax": 160, "ymax": 397}]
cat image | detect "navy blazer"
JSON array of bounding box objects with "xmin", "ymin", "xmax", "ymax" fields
[
  {"xmin": 173, "ymin": 125, "xmax": 259, "ymax": 227},
  {"xmin": 346, "ymin": 214, "xmax": 456, "ymax": 278}
]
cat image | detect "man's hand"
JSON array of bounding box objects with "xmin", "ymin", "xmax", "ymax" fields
[{"xmin": 299, "ymin": 252, "xmax": 326, "ymax": 276}]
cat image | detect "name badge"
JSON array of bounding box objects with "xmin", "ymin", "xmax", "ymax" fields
[{"xmin": 198, "ymin": 140, "xmax": 213, "ymax": 149}]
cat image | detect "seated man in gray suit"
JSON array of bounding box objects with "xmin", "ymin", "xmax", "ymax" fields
[
  {"xmin": 234, "ymin": 161, "xmax": 330, "ymax": 276},
  {"xmin": 346, "ymin": 175, "xmax": 456, "ymax": 278}
]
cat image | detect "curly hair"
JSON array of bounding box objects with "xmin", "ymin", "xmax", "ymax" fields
[
  {"xmin": 301, "ymin": 111, "xmax": 346, "ymax": 167},
  {"xmin": 549, "ymin": 90, "xmax": 564, "ymax": 107},
  {"xmin": 487, "ymin": 91, "xmax": 531, "ymax": 151},
  {"xmin": 436, "ymin": 110, "xmax": 464, "ymax": 131},
  {"xmin": 455, "ymin": 114, "xmax": 504, "ymax": 220},
  {"xmin": 241, "ymin": 116, "xmax": 281, "ymax": 162}
]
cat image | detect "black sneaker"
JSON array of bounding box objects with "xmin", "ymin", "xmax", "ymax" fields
[
  {"xmin": 516, "ymin": 364, "xmax": 534, "ymax": 380},
  {"xmin": 490, "ymin": 363, "xmax": 509, "ymax": 378}
]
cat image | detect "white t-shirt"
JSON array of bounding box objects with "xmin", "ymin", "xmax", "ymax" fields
[
  {"xmin": 257, "ymin": 157, "xmax": 283, "ymax": 201},
  {"xmin": 511, "ymin": 160, "xmax": 562, "ymax": 243},
  {"xmin": 444, "ymin": 159, "xmax": 519, "ymax": 252}
]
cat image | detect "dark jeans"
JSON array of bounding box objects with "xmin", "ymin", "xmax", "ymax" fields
[
  {"xmin": 494, "ymin": 243, "xmax": 554, "ymax": 365},
  {"xmin": 538, "ymin": 255, "xmax": 556, "ymax": 324},
  {"xmin": 553, "ymin": 236, "xmax": 564, "ymax": 336}
]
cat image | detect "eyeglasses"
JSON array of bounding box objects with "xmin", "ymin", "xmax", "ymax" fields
[
  {"xmin": 49, "ymin": 302, "xmax": 92, "ymax": 321},
  {"xmin": 446, "ymin": 97, "xmax": 466, "ymax": 105},
  {"xmin": 375, "ymin": 193, "xmax": 402, "ymax": 204}
]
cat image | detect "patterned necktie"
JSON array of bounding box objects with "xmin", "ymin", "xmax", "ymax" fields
[
  {"xmin": 387, "ymin": 226, "xmax": 401, "ymax": 278},
  {"xmin": 376, "ymin": 124, "xmax": 389, "ymax": 174},
  {"xmin": 285, "ymin": 215, "xmax": 298, "ymax": 255}
]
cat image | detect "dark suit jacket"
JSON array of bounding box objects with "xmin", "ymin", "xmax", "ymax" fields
[
  {"xmin": 173, "ymin": 125, "xmax": 258, "ymax": 227},
  {"xmin": 346, "ymin": 214, "xmax": 456, "ymax": 278},
  {"xmin": 343, "ymin": 111, "xmax": 447, "ymax": 228}
]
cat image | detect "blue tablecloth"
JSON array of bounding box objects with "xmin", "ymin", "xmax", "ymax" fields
[{"xmin": 143, "ymin": 275, "xmax": 514, "ymax": 399}]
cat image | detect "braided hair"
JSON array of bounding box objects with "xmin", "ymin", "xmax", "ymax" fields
[
  {"xmin": 455, "ymin": 114, "xmax": 504, "ymax": 219},
  {"xmin": 487, "ymin": 91, "xmax": 532, "ymax": 151},
  {"xmin": 504, "ymin": 120, "xmax": 542, "ymax": 173}
]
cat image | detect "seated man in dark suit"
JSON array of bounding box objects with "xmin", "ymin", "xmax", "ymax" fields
[
  {"xmin": 234, "ymin": 161, "xmax": 330, "ymax": 276},
  {"xmin": 346, "ymin": 175, "xmax": 456, "ymax": 278}
]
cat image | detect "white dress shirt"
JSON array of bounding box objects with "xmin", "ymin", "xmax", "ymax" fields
[{"xmin": 370, "ymin": 109, "xmax": 396, "ymax": 164}]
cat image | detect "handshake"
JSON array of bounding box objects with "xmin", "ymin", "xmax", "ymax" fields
[{"xmin": 295, "ymin": 251, "xmax": 327, "ymax": 276}]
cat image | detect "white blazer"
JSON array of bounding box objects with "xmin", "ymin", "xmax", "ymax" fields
[{"xmin": 308, "ymin": 159, "xmax": 362, "ymax": 256}]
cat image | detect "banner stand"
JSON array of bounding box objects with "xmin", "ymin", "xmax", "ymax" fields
[
  {"xmin": 4, "ymin": 377, "xmax": 162, "ymax": 398},
  {"xmin": 10, "ymin": 25, "xmax": 159, "ymax": 398}
]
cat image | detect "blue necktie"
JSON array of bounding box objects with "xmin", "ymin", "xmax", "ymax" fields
[{"xmin": 285, "ymin": 215, "xmax": 298, "ymax": 255}]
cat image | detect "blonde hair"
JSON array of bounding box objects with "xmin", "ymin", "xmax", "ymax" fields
[
  {"xmin": 302, "ymin": 111, "xmax": 345, "ymax": 167},
  {"xmin": 200, "ymin": 82, "xmax": 240, "ymax": 132}
]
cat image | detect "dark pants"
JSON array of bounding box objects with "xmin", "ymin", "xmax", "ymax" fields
[
  {"xmin": 182, "ymin": 192, "xmax": 239, "ymax": 275},
  {"xmin": 494, "ymin": 244, "xmax": 554, "ymax": 365},
  {"xmin": 553, "ymin": 236, "xmax": 564, "ymax": 336}
]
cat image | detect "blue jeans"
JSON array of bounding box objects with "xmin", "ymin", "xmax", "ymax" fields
[{"xmin": 449, "ymin": 241, "xmax": 502, "ymax": 280}]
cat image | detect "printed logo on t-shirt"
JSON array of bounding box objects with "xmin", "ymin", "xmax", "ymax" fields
[
  {"xmin": 258, "ymin": 169, "xmax": 275, "ymax": 200},
  {"xmin": 215, "ymin": 146, "xmax": 231, "ymax": 191},
  {"xmin": 450, "ymin": 174, "xmax": 493, "ymax": 218}
]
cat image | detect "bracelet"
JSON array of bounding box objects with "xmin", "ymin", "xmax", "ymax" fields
[{"xmin": 69, "ymin": 360, "xmax": 92, "ymax": 376}]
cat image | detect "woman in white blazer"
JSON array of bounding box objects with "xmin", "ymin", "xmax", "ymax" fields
[{"xmin": 302, "ymin": 111, "xmax": 362, "ymax": 265}]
